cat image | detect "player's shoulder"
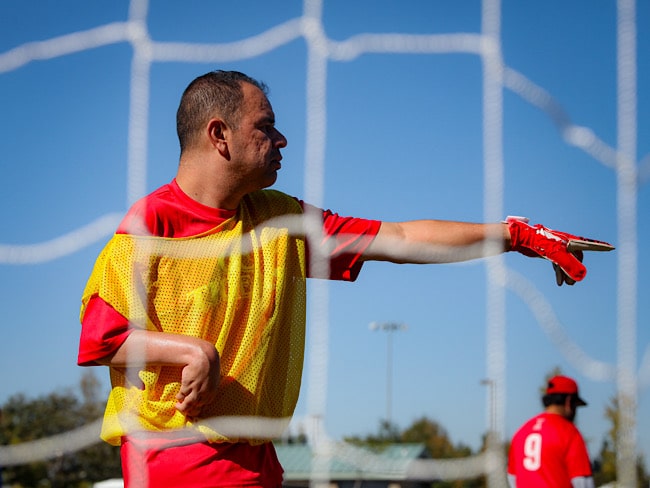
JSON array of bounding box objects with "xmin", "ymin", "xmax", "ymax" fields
[
  {"xmin": 513, "ymin": 413, "xmax": 542, "ymax": 434},
  {"xmin": 533, "ymin": 412, "xmax": 582, "ymax": 438},
  {"xmin": 128, "ymin": 182, "xmax": 175, "ymax": 211},
  {"xmin": 117, "ymin": 182, "xmax": 176, "ymax": 234}
]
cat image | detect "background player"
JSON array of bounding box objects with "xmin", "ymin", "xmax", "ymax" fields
[{"xmin": 507, "ymin": 375, "xmax": 594, "ymax": 488}]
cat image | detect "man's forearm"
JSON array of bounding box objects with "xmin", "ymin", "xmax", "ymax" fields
[
  {"xmin": 571, "ymin": 476, "xmax": 595, "ymax": 488},
  {"xmin": 365, "ymin": 220, "xmax": 510, "ymax": 264},
  {"xmin": 97, "ymin": 329, "xmax": 218, "ymax": 368}
]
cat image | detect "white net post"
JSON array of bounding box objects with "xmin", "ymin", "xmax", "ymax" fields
[
  {"xmin": 615, "ymin": 0, "xmax": 639, "ymax": 486},
  {"xmin": 481, "ymin": 0, "xmax": 509, "ymax": 486}
]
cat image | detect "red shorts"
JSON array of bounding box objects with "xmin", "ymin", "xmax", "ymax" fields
[{"xmin": 120, "ymin": 435, "xmax": 284, "ymax": 488}]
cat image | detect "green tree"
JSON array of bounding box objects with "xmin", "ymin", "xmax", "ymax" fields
[
  {"xmin": 401, "ymin": 417, "xmax": 471, "ymax": 460},
  {"xmin": 539, "ymin": 366, "xmax": 563, "ymax": 396},
  {"xmin": 73, "ymin": 370, "xmax": 122, "ymax": 485},
  {"xmin": 401, "ymin": 417, "xmax": 480, "ymax": 488},
  {"xmin": 344, "ymin": 419, "xmax": 401, "ymax": 450},
  {"xmin": 592, "ymin": 396, "xmax": 648, "ymax": 487},
  {"xmin": 0, "ymin": 369, "xmax": 121, "ymax": 487}
]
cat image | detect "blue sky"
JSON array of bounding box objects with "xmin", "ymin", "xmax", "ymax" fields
[{"xmin": 1, "ymin": 0, "xmax": 648, "ymax": 470}]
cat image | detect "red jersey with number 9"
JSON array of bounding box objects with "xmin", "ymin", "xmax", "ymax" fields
[{"xmin": 507, "ymin": 412, "xmax": 592, "ymax": 487}]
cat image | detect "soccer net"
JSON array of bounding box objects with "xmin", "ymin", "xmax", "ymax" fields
[{"xmin": 0, "ymin": 0, "xmax": 645, "ymax": 486}]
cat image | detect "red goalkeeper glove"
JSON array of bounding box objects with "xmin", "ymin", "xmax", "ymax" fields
[{"xmin": 507, "ymin": 217, "xmax": 593, "ymax": 286}]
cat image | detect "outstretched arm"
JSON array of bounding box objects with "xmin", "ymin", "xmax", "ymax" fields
[
  {"xmin": 362, "ymin": 217, "xmax": 613, "ymax": 286},
  {"xmin": 97, "ymin": 330, "xmax": 220, "ymax": 417}
]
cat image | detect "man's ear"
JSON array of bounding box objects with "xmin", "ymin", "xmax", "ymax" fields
[
  {"xmin": 564, "ymin": 395, "xmax": 574, "ymax": 412},
  {"xmin": 207, "ymin": 118, "xmax": 230, "ymax": 159}
]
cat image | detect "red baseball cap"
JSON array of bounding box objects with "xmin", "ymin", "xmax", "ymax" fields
[{"xmin": 546, "ymin": 375, "xmax": 587, "ymax": 406}]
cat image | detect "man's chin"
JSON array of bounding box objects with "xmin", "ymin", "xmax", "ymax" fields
[{"xmin": 263, "ymin": 173, "xmax": 278, "ymax": 188}]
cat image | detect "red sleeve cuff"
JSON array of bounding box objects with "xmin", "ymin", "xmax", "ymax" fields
[{"xmin": 78, "ymin": 296, "xmax": 132, "ymax": 366}]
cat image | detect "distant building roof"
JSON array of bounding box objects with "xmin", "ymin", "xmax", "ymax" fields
[{"xmin": 274, "ymin": 442, "xmax": 428, "ymax": 481}]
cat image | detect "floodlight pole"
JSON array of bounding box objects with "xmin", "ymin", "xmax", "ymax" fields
[
  {"xmin": 480, "ymin": 378, "xmax": 497, "ymax": 439},
  {"xmin": 369, "ymin": 321, "xmax": 407, "ymax": 425},
  {"xmin": 481, "ymin": 377, "xmax": 505, "ymax": 487}
]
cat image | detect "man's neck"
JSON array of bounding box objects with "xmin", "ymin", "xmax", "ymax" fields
[
  {"xmin": 176, "ymin": 160, "xmax": 244, "ymax": 210},
  {"xmin": 545, "ymin": 405, "xmax": 572, "ymax": 421}
]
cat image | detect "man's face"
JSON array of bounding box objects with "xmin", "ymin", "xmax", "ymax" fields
[{"xmin": 229, "ymin": 82, "xmax": 287, "ymax": 192}]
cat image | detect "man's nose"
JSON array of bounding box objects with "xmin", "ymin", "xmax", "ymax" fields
[{"xmin": 274, "ymin": 128, "xmax": 287, "ymax": 148}]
